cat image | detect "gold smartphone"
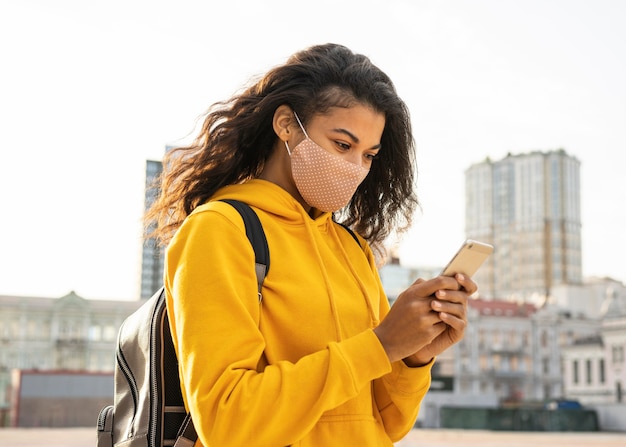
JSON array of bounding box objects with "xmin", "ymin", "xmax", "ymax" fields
[{"xmin": 440, "ymin": 239, "xmax": 494, "ymax": 277}]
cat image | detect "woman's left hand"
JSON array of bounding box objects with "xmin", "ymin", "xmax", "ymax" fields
[{"xmin": 403, "ymin": 273, "xmax": 476, "ymax": 367}]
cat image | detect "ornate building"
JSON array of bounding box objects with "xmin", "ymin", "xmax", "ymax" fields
[{"xmin": 0, "ymin": 291, "xmax": 142, "ymax": 423}]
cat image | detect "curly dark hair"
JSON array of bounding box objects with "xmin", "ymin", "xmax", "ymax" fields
[{"xmin": 145, "ymin": 43, "xmax": 418, "ymax": 250}]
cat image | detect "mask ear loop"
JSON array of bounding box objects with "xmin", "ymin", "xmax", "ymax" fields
[
  {"xmin": 285, "ymin": 111, "xmax": 309, "ymax": 156},
  {"xmin": 293, "ymin": 112, "xmax": 310, "ymax": 139}
]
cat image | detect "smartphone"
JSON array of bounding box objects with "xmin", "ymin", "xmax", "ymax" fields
[{"xmin": 440, "ymin": 239, "xmax": 494, "ymax": 278}]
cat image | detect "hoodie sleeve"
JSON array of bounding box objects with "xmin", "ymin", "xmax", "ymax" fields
[
  {"xmin": 373, "ymin": 348, "xmax": 434, "ymax": 441},
  {"xmin": 165, "ymin": 204, "xmax": 396, "ymax": 447}
]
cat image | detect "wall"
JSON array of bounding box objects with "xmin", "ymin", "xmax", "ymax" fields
[{"xmin": 10, "ymin": 370, "xmax": 113, "ymax": 427}]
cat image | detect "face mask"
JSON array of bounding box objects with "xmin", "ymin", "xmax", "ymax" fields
[{"xmin": 285, "ymin": 112, "xmax": 370, "ymax": 212}]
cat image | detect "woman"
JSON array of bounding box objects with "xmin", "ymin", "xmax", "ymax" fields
[{"xmin": 146, "ymin": 43, "xmax": 476, "ymax": 446}]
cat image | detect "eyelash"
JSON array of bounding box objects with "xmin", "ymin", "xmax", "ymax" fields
[
  {"xmin": 336, "ymin": 141, "xmax": 351, "ymax": 150},
  {"xmin": 335, "ymin": 141, "xmax": 379, "ymax": 160}
]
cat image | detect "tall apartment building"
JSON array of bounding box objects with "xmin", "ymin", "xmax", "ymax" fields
[
  {"xmin": 140, "ymin": 159, "xmax": 164, "ymax": 299},
  {"xmin": 465, "ymin": 149, "xmax": 582, "ymax": 300}
]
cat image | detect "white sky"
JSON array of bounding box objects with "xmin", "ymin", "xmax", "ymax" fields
[{"xmin": 1, "ymin": 0, "xmax": 625, "ymax": 300}]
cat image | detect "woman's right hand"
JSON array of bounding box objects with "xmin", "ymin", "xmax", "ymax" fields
[{"xmin": 373, "ymin": 276, "xmax": 465, "ymax": 364}]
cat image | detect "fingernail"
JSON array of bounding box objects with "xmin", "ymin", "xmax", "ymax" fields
[{"xmin": 457, "ymin": 274, "xmax": 465, "ymax": 281}]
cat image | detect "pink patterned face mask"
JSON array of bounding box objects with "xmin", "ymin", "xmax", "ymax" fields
[{"xmin": 285, "ymin": 113, "xmax": 370, "ymax": 212}]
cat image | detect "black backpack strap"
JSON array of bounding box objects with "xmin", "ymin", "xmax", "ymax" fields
[
  {"xmin": 175, "ymin": 199, "xmax": 269, "ymax": 447},
  {"xmin": 173, "ymin": 412, "xmax": 197, "ymax": 447},
  {"xmin": 220, "ymin": 199, "xmax": 270, "ymax": 299}
]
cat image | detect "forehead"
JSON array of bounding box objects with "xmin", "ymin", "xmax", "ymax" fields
[{"xmin": 308, "ymin": 105, "xmax": 385, "ymax": 142}]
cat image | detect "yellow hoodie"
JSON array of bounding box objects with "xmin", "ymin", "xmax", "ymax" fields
[{"xmin": 165, "ymin": 179, "xmax": 432, "ymax": 447}]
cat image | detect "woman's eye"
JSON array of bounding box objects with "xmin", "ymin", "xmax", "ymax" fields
[
  {"xmin": 336, "ymin": 141, "xmax": 351, "ymax": 151},
  {"xmin": 365, "ymin": 152, "xmax": 379, "ymax": 161}
]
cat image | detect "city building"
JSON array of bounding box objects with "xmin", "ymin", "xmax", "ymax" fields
[
  {"xmin": 140, "ymin": 145, "xmax": 180, "ymax": 299},
  {"xmin": 465, "ymin": 149, "xmax": 582, "ymax": 300},
  {"xmin": 455, "ymin": 299, "xmax": 598, "ymax": 402},
  {"xmin": 0, "ymin": 291, "xmax": 142, "ymax": 425},
  {"xmin": 562, "ymin": 287, "xmax": 626, "ymax": 405},
  {"xmin": 140, "ymin": 159, "xmax": 164, "ymax": 299}
]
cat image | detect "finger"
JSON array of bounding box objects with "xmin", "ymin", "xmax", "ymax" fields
[
  {"xmin": 395, "ymin": 277, "xmax": 437, "ymax": 304},
  {"xmin": 438, "ymin": 312, "xmax": 467, "ymax": 334},
  {"xmin": 411, "ymin": 276, "xmax": 461, "ymax": 298},
  {"xmin": 434, "ymin": 289, "xmax": 468, "ymax": 305},
  {"xmin": 411, "ymin": 277, "xmax": 426, "ymax": 286},
  {"xmin": 431, "ymin": 299, "xmax": 466, "ymax": 321},
  {"xmin": 455, "ymin": 274, "xmax": 478, "ymax": 295}
]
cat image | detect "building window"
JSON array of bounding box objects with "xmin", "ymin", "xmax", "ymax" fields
[
  {"xmin": 508, "ymin": 330, "xmax": 517, "ymax": 346},
  {"xmin": 27, "ymin": 320, "xmax": 39, "ymax": 338},
  {"xmin": 479, "ymin": 354, "xmax": 488, "ymax": 371},
  {"xmin": 89, "ymin": 325, "xmax": 102, "ymax": 341},
  {"xmin": 541, "ymin": 330, "xmax": 548, "ymax": 348},
  {"xmin": 613, "ymin": 345, "xmax": 625, "ymax": 365},
  {"xmin": 522, "ymin": 331, "xmax": 530, "ymax": 347},
  {"xmin": 586, "ymin": 359, "xmax": 592, "ymax": 384},
  {"xmin": 492, "ymin": 354, "xmax": 501, "ymax": 370},
  {"xmin": 573, "ymin": 360, "xmax": 579, "ymax": 384},
  {"xmin": 480, "ymin": 381, "xmax": 488, "ymax": 393},
  {"xmin": 599, "ymin": 359, "xmax": 605, "ymax": 384},
  {"xmin": 492, "ymin": 330, "xmax": 501, "ymax": 346},
  {"xmin": 544, "ymin": 384, "xmax": 551, "ymax": 400},
  {"xmin": 103, "ymin": 325, "xmax": 117, "ymax": 341},
  {"xmin": 11, "ymin": 321, "xmax": 20, "ymax": 338}
]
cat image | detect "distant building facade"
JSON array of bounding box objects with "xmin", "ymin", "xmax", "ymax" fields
[
  {"xmin": 0, "ymin": 292, "xmax": 142, "ymax": 425},
  {"xmin": 456, "ymin": 299, "xmax": 598, "ymax": 402},
  {"xmin": 465, "ymin": 149, "xmax": 582, "ymax": 300},
  {"xmin": 562, "ymin": 287, "xmax": 626, "ymax": 405}
]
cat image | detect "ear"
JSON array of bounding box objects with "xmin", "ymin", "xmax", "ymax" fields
[{"xmin": 272, "ymin": 105, "xmax": 294, "ymax": 142}]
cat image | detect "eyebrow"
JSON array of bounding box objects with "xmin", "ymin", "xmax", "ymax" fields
[{"xmin": 332, "ymin": 128, "xmax": 382, "ymax": 150}]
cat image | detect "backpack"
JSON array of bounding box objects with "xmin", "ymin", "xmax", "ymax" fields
[{"xmin": 97, "ymin": 199, "xmax": 269, "ymax": 447}]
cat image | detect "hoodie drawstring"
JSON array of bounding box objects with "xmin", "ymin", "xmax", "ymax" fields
[
  {"xmin": 300, "ymin": 211, "xmax": 344, "ymax": 341},
  {"xmin": 328, "ymin": 223, "xmax": 379, "ymax": 328}
]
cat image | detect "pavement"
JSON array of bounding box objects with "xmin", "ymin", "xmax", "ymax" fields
[
  {"xmin": 398, "ymin": 429, "xmax": 626, "ymax": 446},
  {"xmin": 0, "ymin": 427, "xmax": 624, "ymax": 446}
]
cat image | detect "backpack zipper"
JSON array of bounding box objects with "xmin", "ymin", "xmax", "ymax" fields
[
  {"xmin": 117, "ymin": 327, "xmax": 139, "ymax": 438},
  {"xmin": 97, "ymin": 405, "xmax": 113, "ymax": 431},
  {"xmin": 149, "ymin": 291, "xmax": 166, "ymax": 447}
]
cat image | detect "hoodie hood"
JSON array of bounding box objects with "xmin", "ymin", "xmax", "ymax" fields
[{"xmin": 212, "ymin": 178, "xmax": 333, "ymax": 227}]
